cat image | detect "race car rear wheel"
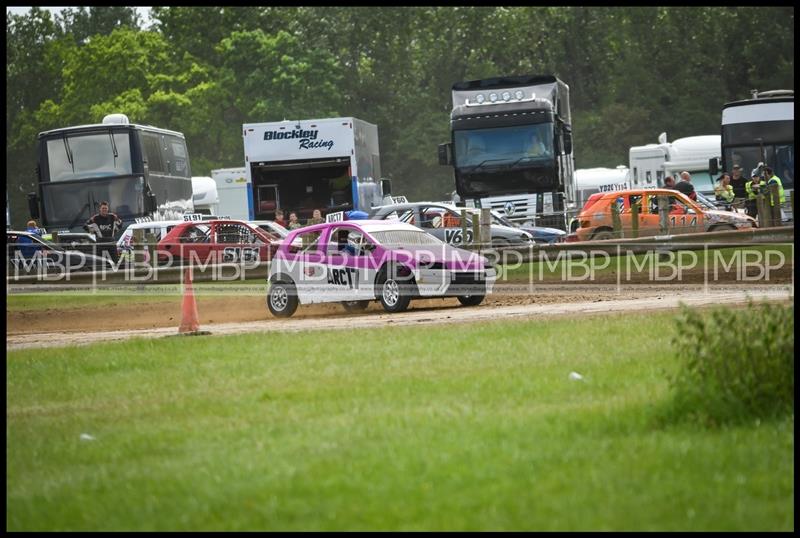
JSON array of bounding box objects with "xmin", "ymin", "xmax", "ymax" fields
[
  {"xmin": 457, "ymin": 293, "xmax": 485, "ymax": 307},
  {"xmin": 267, "ymin": 281, "xmax": 298, "ymax": 318},
  {"xmin": 376, "ymin": 266, "xmax": 412, "ymax": 313},
  {"xmin": 342, "ymin": 300, "xmax": 370, "ymax": 313}
]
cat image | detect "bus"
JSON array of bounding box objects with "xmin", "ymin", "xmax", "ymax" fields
[
  {"xmin": 716, "ymin": 89, "xmax": 793, "ymax": 209},
  {"xmin": 28, "ymin": 113, "xmax": 194, "ymax": 234}
]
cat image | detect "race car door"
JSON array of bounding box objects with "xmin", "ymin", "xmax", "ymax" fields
[
  {"xmin": 323, "ymin": 225, "xmax": 377, "ymax": 301},
  {"xmin": 175, "ymin": 223, "xmax": 213, "ymax": 263},
  {"xmin": 643, "ymin": 194, "xmax": 700, "ymax": 236},
  {"xmin": 213, "ymin": 221, "xmax": 269, "ymax": 264},
  {"xmin": 287, "ymin": 228, "xmax": 327, "ymax": 304}
]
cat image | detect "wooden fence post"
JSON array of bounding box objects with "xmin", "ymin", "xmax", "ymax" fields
[
  {"xmin": 471, "ymin": 210, "xmax": 481, "ymax": 250},
  {"xmin": 611, "ymin": 197, "xmax": 622, "ymax": 239},
  {"xmin": 657, "ymin": 196, "xmax": 669, "ymax": 235},
  {"xmin": 145, "ymin": 232, "xmax": 156, "ymax": 266},
  {"xmin": 756, "ymin": 194, "xmax": 769, "ymax": 228},
  {"xmin": 630, "ymin": 201, "xmax": 639, "ymax": 238},
  {"xmin": 461, "ymin": 209, "xmax": 469, "ymax": 248},
  {"xmin": 480, "ymin": 208, "xmax": 491, "ymax": 249}
]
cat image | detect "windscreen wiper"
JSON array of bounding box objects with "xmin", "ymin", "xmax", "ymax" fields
[
  {"xmin": 465, "ymin": 158, "xmax": 507, "ymax": 173},
  {"xmin": 509, "ymin": 156, "xmax": 537, "ymax": 169},
  {"xmin": 63, "ymin": 137, "xmax": 74, "ymax": 173}
]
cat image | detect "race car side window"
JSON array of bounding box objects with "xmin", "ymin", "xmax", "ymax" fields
[
  {"xmin": 289, "ymin": 230, "xmax": 322, "ymax": 253},
  {"xmin": 179, "ymin": 224, "xmax": 210, "ymax": 243}
]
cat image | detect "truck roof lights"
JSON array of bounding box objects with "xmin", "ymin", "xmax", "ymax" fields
[
  {"xmin": 476, "ymin": 94, "xmax": 485, "ymax": 104},
  {"xmin": 489, "ymin": 93, "xmax": 498, "ymax": 103},
  {"xmin": 502, "ymin": 91, "xmax": 511, "ymax": 101},
  {"xmin": 515, "ymin": 90, "xmax": 524, "ymax": 100}
]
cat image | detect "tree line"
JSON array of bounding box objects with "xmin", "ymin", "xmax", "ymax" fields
[{"xmin": 6, "ymin": 6, "xmax": 794, "ymax": 227}]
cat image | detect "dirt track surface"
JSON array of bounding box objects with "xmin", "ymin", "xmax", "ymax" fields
[{"xmin": 7, "ymin": 285, "xmax": 793, "ymax": 351}]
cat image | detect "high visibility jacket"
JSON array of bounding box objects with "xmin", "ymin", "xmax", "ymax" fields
[
  {"xmin": 745, "ymin": 179, "xmax": 766, "ymax": 200},
  {"xmin": 765, "ymin": 175, "xmax": 786, "ymax": 205},
  {"xmin": 714, "ymin": 183, "xmax": 735, "ymax": 203}
]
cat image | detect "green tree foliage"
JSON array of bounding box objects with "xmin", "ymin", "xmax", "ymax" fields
[{"xmin": 5, "ymin": 6, "xmax": 794, "ymax": 227}]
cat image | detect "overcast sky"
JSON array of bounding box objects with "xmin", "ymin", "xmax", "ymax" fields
[{"xmin": 6, "ymin": 6, "xmax": 153, "ymax": 27}]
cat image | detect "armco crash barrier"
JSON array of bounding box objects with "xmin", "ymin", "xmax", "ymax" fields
[
  {"xmin": 485, "ymin": 225, "xmax": 795, "ymax": 263},
  {"xmin": 5, "ymin": 226, "xmax": 795, "ymax": 285}
]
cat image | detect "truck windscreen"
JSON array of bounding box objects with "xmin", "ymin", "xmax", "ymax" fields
[{"xmin": 454, "ymin": 123, "xmax": 553, "ymax": 169}]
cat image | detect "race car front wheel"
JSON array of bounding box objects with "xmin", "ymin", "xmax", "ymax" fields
[
  {"xmin": 267, "ymin": 281, "xmax": 298, "ymax": 318},
  {"xmin": 457, "ymin": 293, "xmax": 485, "ymax": 307},
  {"xmin": 376, "ymin": 267, "xmax": 412, "ymax": 313},
  {"xmin": 342, "ymin": 300, "xmax": 370, "ymax": 313}
]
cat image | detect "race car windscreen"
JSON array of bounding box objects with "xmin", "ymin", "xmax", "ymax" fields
[{"xmin": 371, "ymin": 230, "xmax": 444, "ymax": 247}]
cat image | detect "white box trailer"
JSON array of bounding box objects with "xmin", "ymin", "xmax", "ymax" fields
[
  {"xmin": 574, "ymin": 166, "xmax": 630, "ymax": 208},
  {"xmin": 629, "ymin": 133, "xmax": 721, "ymax": 196},
  {"xmin": 211, "ymin": 167, "xmax": 250, "ymax": 220},
  {"xmin": 242, "ymin": 117, "xmax": 388, "ymax": 221}
]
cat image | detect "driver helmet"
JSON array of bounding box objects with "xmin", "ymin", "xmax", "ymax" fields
[{"xmin": 347, "ymin": 232, "xmax": 361, "ymax": 252}]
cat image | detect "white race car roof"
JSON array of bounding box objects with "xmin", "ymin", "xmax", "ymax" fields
[{"xmin": 357, "ymin": 221, "xmax": 423, "ymax": 234}]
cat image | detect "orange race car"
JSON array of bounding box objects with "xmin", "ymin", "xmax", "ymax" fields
[{"xmin": 574, "ymin": 189, "xmax": 756, "ymax": 241}]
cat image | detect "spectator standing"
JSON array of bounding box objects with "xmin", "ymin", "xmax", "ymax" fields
[
  {"xmin": 274, "ymin": 209, "xmax": 287, "ymax": 228},
  {"xmin": 745, "ymin": 173, "xmax": 766, "ymax": 219},
  {"xmin": 714, "ymin": 173, "xmax": 735, "ymax": 206},
  {"xmin": 675, "ymin": 171, "xmax": 696, "ymax": 200},
  {"xmin": 85, "ymin": 201, "xmax": 122, "ymax": 261},
  {"xmin": 730, "ymin": 165, "xmax": 748, "ymax": 203},
  {"xmin": 306, "ymin": 208, "xmax": 324, "ymax": 226},
  {"xmin": 287, "ymin": 212, "xmax": 302, "ymax": 230},
  {"xmin": 17, "ymin": 219, "xmax": 43, "ymax": 258},
  {"xmin": 663, "ymin": 175, "xmax": 676, "ymax": 189}
]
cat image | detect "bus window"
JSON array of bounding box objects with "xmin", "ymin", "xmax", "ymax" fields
[
  {"xmin": 47, "ymin": 132, "xmax": 132, "ymax": 182},
  {"xmin": 142, "ymin": 132, "xmax": 166, "ymax": 174}
]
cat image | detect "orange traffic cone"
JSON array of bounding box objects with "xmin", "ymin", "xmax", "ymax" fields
[{"xmin": 178, "ymin": 267, "xmax": 200, "ymax": 333}]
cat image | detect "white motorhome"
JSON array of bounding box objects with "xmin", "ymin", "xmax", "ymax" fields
[
  {"xmin": 242, "ymin": 117, "xmax": 389, "ymax": 221},
  {"xmin": 211, "ymin": 167, "xmax": 250, "ymax": 221},
  {"xmin": 629, "ymin": 133, "xmax": 721, "ymax": 196},
  {"xmin": 191, "ymin": 176, "xmax": 219, "ymax": 215},
  {"xmin": 574, "ymin": 166, "xmax": 630, "ymax": 208}
]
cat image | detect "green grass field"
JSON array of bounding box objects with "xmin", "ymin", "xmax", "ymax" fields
[{"xmin": 6, "ymin": 310, "xmax": 794, "ymax": 531}]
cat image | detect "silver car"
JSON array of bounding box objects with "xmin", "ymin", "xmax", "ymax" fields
[{"xmin": 368, "ymin": 202, "xmax": 534, "ymax": 247}]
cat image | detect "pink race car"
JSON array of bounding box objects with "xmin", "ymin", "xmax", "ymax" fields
[{"xmin": 266, "ymin": 220, "xmax": 496, "ymax": 317}]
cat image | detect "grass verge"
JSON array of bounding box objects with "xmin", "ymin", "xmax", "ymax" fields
[{"xmin": 6, "ymin": 310, "xmax": 794, "ymax": 530}]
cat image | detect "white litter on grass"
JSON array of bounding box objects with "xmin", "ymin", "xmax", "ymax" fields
[
  {"xmin": 79, "ymin": 433, "xmax": 96, "ymax": 441},
  {"xmin": 568, "ymin": 371, "xmax": 584, "ymax": 381}
]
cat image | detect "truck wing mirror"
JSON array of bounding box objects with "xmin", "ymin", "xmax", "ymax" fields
[
  {"xmin": 438, "ymin": 143, "xmax": 452, "ymax": 166},
  {"xmin": 27, "ymin": 192, "xmax": 40, "ymax": 220},
  {"xmin": 380, "ymin": 177, "xmax": 392, "ymax": 196},
  {"xmin": 708, "ymin": 157, "xmax": 719, "ymax": 176},
  {"xmin": 145, "ymin": 191, "xmax": 157, "ymax": 213},
  {"xmin": 563, "ymin": 125, "xmax": 573, "ymax": 154}
]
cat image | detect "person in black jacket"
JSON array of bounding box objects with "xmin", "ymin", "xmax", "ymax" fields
[
  {"xmin": 85, "ymin": 201, "xmax": 122, "ymax": 261},
  {"xmin": 674, "ymin": 171, "xmax": 696, "ymax": 200}
]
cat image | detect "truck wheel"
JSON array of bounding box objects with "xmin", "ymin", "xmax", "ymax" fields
[
  {"xmin": 376, "ymin": 266, "xmax": 413, "ymax": 313},
  {"xmin": 592, "ymin": 229, "xmax": 614, "ymax": 241},
  {"xmin": 342, "ymin": 300, "xmax": 369, "ymax": 313},
  {"xmin": 457, "ymin": 294, "xmax": 485, "ymax": 307},
  {"xmin": 267, "ymin": 281, "xmax": 298, "ymax": 318}
]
